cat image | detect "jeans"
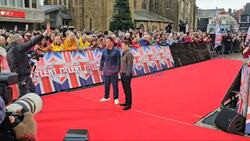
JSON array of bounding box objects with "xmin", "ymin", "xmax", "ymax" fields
[{"xmin": 103, "ymin": 73, "xmax": 119, "ymax": 99}]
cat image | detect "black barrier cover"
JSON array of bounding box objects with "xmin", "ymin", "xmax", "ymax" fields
[{"xmin": 170, "ymin": 42, "xmax": 212, "ymax": 67}]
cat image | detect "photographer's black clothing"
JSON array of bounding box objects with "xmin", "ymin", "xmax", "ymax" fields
[
  {"xmin": 6, "ymin": 35, "xmax": 44, "ymax": 97},
  {"xmin": 17, "ymin": 76, "xmax": 35, "ymax": 97},
  {"xmin": 166, "ymin": 25, "xmax": 172, "ymax": 33},
  {"xmin": 0, "ymin": 113, "xmax": 16, "ymax": 141}
]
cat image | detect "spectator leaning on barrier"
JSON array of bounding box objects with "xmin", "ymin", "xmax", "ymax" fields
[
  {"xmin": 36, "ymin": 38, "xmax": 50, "ymax": 52},
  {"xmin": 47, "ymin": 33, "xmax": 55, "ymax": 47},
  {"xmin": 79, "ymin": 34, "xmax": 91, "ymax": 50},
  {"xmin": 90, "ymin": 37, "xmax": 99, "ymax": 50},
  {"xmin": 63, "ymin": 32, "xmax": 78, "ymax": 51},
  {"xmin": 50, "ymin": 36, "xmax": 64, "ymax": 52},
  {"xmin": 139, "ymin": 34, "xmax": 151, "ymax": 46},
  {"xmin": 131, "ymin": 37, "xmax": 141, "ymax": 48}
]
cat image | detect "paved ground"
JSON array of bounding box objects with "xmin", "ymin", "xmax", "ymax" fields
[{"xmin": 216, "ymin": 53, "xmax": 244, "ymax": 61}]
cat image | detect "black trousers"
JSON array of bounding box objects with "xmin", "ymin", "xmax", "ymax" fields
[
  {"xmin": 121, "ymin": 73, "xmax": 132, "ymax": 107},
  {"xmin": 18, "ymin": 75, "xmax": 35, "ymax": 98}
]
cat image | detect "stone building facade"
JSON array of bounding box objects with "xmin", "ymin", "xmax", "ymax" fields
[
  {"xmin": 147, "ymin": 0, "xmax": 197, "ymax": 31},
  {"xmin": 240, "ymin": 3, "xmax": 250, "ymax": 31},
  {"xmin": 46, "ymin": 0, "xmax": 196, "ymax": 32},
  {"xmin": 0, "ymin": 0, "xmax": 44, "ymax": 30}
]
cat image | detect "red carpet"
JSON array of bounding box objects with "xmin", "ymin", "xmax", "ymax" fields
[{"xmin": 35, "ymin": 58, "xmax": 249, "ymax": 141}]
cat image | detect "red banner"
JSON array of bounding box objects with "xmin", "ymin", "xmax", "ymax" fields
[{"xmin": 0, "ymin": 9, "xmax": 25, "ymax": 18}]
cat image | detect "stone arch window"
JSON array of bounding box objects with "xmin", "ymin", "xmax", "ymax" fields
[
  {"xmin": 152, "ymin": 25, "xmax": 157, "ymax": 31},
  {"xmin": 24, "ymin": 0, "xmax": 30, "ymax": 8},
  {"xmin": 154, "ymin": 1, "xmax": 159, "ymax": 9},
  {"xmin": 165, "ymin": 0, "xmax": 171, "ymax": 9},
  {"xmin": 139, "ymin": 23, "xmax": 145, "ymax": 30}
]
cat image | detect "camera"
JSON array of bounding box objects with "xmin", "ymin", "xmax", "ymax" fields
[
  {"xmin": 0, "ymin": 73, "xmax": 43, "ymax": 141},
  {"xmin": 28, "ymin": 51, "xmax": 44, "ymax": 70},
  {"xmin": 30, "ymin": 51, "xmax": 44, "ymax": 62},
  {"xmin": 0, "ymin": 73, "xmax": 19, "ymax": 140},
  {"xmin": 0, "ymin": 73, "xmax": 18, "ymax": 105}
]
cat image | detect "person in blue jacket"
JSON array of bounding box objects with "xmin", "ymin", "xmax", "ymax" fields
[{"xmin": 99, "ymin": 36, "xmax": 121, "ymax": 105}]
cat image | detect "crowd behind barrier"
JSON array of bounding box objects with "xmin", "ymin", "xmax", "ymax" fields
[
  {"xmin": 0, "ymin": 27, "xmax": 248, "ymax": 95},
  {"xmin": 32, "ymin": 44, "xmax": 175, "ymax": 94},
  {"xmin": 31, "ymin": 41, "xmax": 215, "ymax": 95},
  {"xmin": 0, "ymin": 28, "xmax": 247, "ymax": 54}
]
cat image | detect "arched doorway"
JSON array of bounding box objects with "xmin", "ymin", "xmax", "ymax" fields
[{"xmin": 139, "ymin": 23, "xmax": 145, "ymax": 31}]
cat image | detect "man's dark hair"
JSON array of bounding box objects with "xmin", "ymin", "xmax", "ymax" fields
[
  {"xmin": 122, "ymin": 40, "xmax": 130, "ymax": 46},
  {"xmin": 97, "ymin": 34, "xmax": 105, "ymax": 39},
  {"xmin": 106, "ymin": 36, "xmax": 114, "ymax": 42},
  {"xmin": 104, "ymin": 31, "xmax": 109, "ymax": 35}
]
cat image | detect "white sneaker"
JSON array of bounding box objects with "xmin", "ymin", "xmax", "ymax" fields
[
  {"xmin": 100, "ymin": 98, "xmax": 110, "ymax": 102},
  {"xmin": 114, "ymin": 99, "xmax": 120, "ymax": 105}
]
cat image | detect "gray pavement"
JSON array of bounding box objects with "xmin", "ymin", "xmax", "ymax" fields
[{"xmin": 215, "ymin": 53, "xmax": 244, "ymax": 61}]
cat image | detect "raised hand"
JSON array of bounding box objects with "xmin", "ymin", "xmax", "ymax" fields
[
  {"xmin": 46, "ymin": 23, "xmax": 51, "ymax": 33},
  {"xmin": 43, "ymin": 23, "xmax": 51, "ymax": 37}
]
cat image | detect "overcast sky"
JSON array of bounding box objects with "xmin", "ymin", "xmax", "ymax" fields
[{"xmin": 197, "ymin": 0, "xmax": 250, "ymax": 10}]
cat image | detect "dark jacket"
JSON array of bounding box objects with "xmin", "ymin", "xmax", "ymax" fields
[
  {"xmin": 100, "ymin": 47, "xmax": 121, "ymax": 76},
  {"xmin": 6, "ymin": 35, "xmax": 44, "ymax": 77},
  {"xmin": 121, "ymin": 49, "xmax": 134, "ymax": 76}
]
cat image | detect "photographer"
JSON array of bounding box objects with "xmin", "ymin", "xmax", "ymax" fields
[
  {"xmin": 6, "ymin": 24, "xmax": 51, "ymax": 97},
  {"xmin": 0, "ymin": 108, "xmax": 37, "ymax": 141}
]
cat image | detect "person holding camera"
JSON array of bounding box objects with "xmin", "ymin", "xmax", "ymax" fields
[{"xmin": 6, "ymin": 24, "xmax": 51, "ymax": 97}]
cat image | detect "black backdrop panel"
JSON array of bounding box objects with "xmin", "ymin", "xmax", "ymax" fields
[{"xmin": 170, "ymin": 42, "xmax": 211, "ymax": 67}]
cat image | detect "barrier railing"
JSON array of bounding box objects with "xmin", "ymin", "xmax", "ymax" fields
[
  {"xmin": 170, "ymin": 42, "xmax": 212, "ymax": 67},
  {"xmin": 32, "ymin": 42, "xmax": 212, "ymax": 95},
  {"xmin": 32, "ymin": 45, "xmax": 175, "ymax": 95}
]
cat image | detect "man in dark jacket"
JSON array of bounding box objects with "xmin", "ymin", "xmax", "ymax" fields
[
  {"xmin": 120, "ymin": 40, "xmax": 134, "ymax": 110},
  {"xmin": 6, "ymin": 24, "xmax": 50, "ymax": 97},
  {"xmin": 100, "ymin": 36, "xmax": 121, "ymax": 105}
]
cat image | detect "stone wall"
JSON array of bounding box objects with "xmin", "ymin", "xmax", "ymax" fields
[{"xmin": 47, "ymin": 0, "xmax": 196, "ymax": 31}]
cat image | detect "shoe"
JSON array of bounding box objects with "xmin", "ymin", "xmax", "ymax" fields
[
  {"xmin": 120, "ymin": 103, "xmax": 127, "ymax": 106},
  {"xmin": 114, "ymin": 99, "xmax": 120, "ymax": 105},
  {"xmin": 123, "ymin": 106, "xmax": 131, "ymax": 111},
  {"xmin": 120, "ymin": 103, "xmax": 127, "ymax": 107},
  {"xmin": 100, "ymin": 98, "xmax": 110, "ymax": 102}
]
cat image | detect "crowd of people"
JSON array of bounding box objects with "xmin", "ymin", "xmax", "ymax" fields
[
  {"xmin": 216, "ymin": 32, "xmax": 247, "ymax": 54},
  {"xmin": 0, "ymin": 27, "xmax": 248, "ymax": 55},
  {"xmin": 0, "ymin": 28, "xmax": 213, "ymax": 52}
]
